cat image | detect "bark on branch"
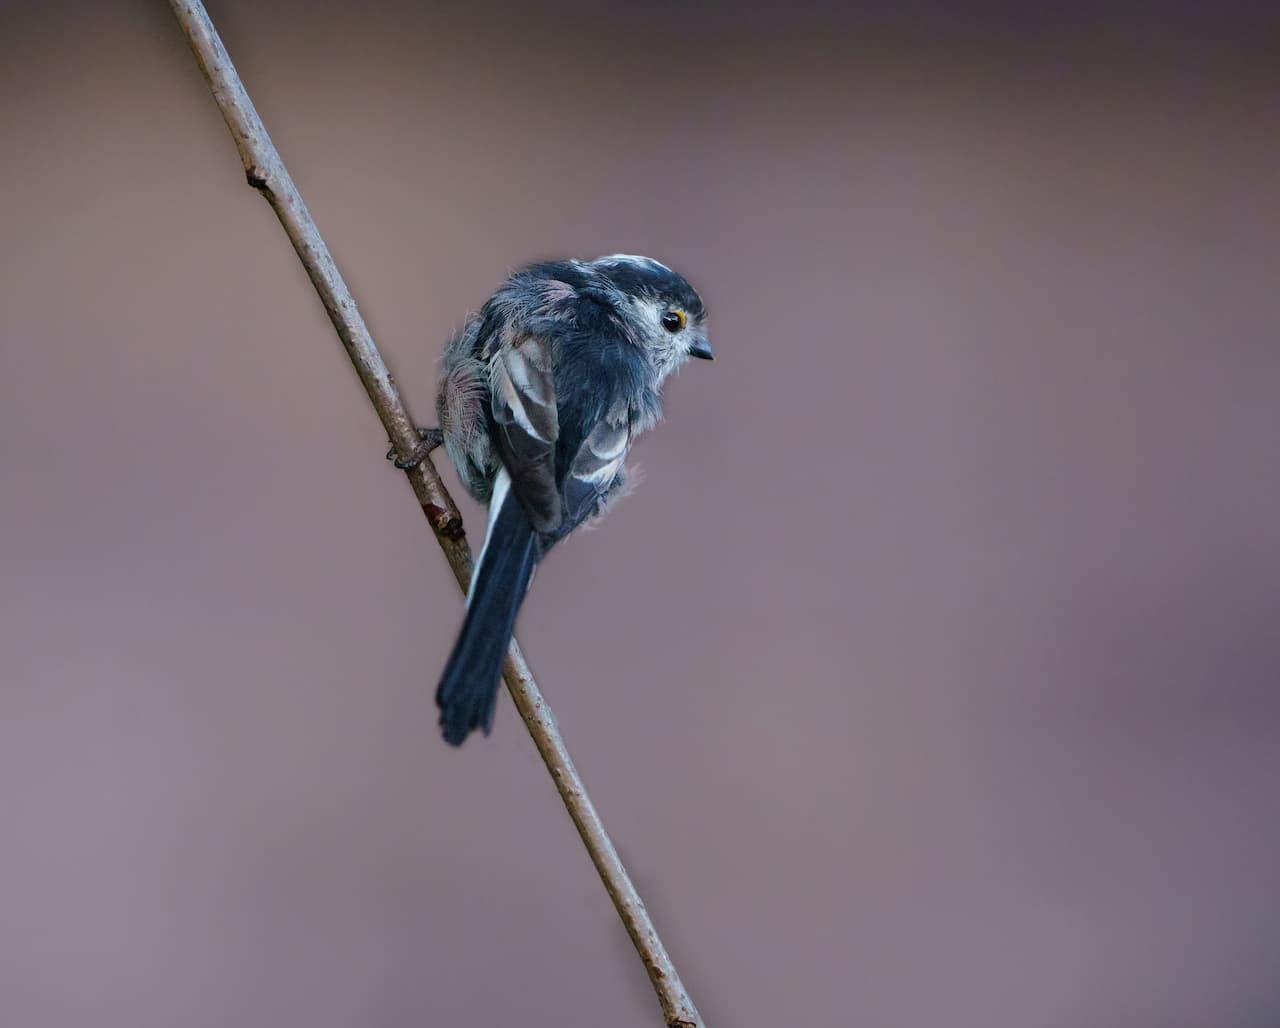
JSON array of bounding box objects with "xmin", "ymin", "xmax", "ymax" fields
[{"xmin": 166, "ymin": 4, "xmax": 703, "ymax": 1026}]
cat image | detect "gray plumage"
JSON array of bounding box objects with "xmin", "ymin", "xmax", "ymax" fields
[{"xmin": 434, "ymin": 254, "xmax": 712, "ymax": 744}]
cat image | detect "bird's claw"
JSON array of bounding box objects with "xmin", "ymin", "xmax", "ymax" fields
[{"xmin": 387, "ymin": 427, "xmax": 444, "ymax": 470}]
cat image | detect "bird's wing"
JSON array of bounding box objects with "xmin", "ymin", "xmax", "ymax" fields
[
  {"xmin": 489, "ymin": 333, "xmax": 561, "ymax": 533},
  {"xmin": 561, "ymin": 398, "xmax": 631, "ymax": 529}
]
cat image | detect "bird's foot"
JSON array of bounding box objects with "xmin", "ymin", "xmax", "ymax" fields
[{"xmin": 387, "ymin": 427, "xmax": 444, "ymax": 470}]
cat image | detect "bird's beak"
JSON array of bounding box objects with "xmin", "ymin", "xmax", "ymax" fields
[{"xmin": 688, "ymin": 337, "xmax": 715, "ymax": 361}]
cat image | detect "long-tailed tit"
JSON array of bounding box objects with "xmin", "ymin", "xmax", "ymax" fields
[{"xmin": 425, "ymin": 255, "xmax": 712, "ymax": 744}]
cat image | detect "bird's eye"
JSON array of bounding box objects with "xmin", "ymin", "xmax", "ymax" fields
[{"xmin": 661, "ymin": 310, "xmax": 685, "ymax": 333}]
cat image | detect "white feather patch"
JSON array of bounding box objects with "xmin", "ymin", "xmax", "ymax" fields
[
  {"xmin": 578, "ymin": 454, "xmax": 625, "ymax": 486},
  {"xmin": 467, "ymin": 467, "xmax": 511, "ymax": 607}
]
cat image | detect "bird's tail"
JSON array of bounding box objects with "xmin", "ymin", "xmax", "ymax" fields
[{"xmin": 436, "ymin": 472, "xmax": 537, "ymax": 745}]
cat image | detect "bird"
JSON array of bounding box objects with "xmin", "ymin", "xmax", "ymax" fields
[{"xmin": 426, "ymin": 254, "xmax": 713, "ymax": 745}]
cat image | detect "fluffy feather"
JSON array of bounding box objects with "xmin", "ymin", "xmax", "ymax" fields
[{"xmin": 433, "ymin": 255, "xmax": 710, "ymax": 744}]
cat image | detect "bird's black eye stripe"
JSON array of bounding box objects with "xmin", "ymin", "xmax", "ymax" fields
[{"xmin": 661, "ymin": 310, "xmax": 684, "ymax": 333}]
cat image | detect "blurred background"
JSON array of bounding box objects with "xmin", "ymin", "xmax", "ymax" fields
[{"xmin": 2, "ymin": 2, "xmax": 1279, "ymax": 1026}]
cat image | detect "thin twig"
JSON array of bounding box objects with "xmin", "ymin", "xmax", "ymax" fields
[{"xmin": 166, "ymin": 3, "xmax": 702, "ymax": 1026}]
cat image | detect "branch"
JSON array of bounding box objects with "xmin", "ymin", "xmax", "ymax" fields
[{"xmin": 166, "ymin": 3, "xmax": 702, "ymax": 1026}]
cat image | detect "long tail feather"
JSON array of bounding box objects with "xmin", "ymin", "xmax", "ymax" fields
[{"xmin": 436, "ymin": 474, "xmax": 537, "ymax": 745}]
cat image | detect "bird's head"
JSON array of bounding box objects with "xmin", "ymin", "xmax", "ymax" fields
[{"xmin": 589, "ymin": 254, "xmax": 713, "ymax": 375}]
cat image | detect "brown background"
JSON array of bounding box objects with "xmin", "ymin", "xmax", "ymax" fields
[{"xmin": 2, "ymin": 3, "xmax": 1278, "ymax": 1026}]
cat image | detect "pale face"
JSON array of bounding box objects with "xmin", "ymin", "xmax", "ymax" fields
[
  {"xmin": 589, "ymin": 254, "xmax": 712, "ymax": 375},
  {"xmin": 628, "ymin": 294, "xmax": 712, "ymax": 377}
]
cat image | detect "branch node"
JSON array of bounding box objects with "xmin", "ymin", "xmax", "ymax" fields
[
  {"xmin": 422, "ymin": 503, "xmax": 466, "ymax": 541},
  {"xmin": 245, "ymin": 165, "xmax": 269, "ymax": 190}
]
